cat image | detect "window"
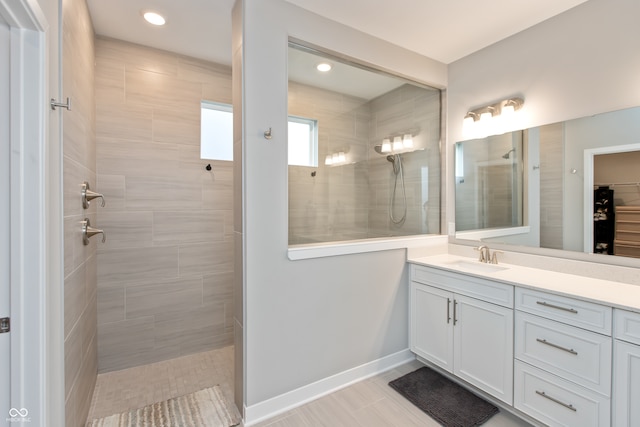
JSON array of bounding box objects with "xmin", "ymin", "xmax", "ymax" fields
[
  {"xmin": 201, "ymin": 101, "xmax": 233, "ymax": 161},
  {"xmin": 288, "ymin": 116, "xmax": 318, "ymax": 167},
  {"xmin": 201, "ymin": 102, "xmax": 317, "ymax": 167}
]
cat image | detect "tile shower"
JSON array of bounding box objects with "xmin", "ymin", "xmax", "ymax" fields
[{"xmin": 94, "ymin": 38, "xmax": 235, "ymax": 372}]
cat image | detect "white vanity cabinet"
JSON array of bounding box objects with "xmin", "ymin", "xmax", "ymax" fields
[
  {"xmin": 514, "ymin": 288, "xmax": 612, "ymax": 427},
  {"xmin": 410, "ymin": 265, "xmax": 514, "ymax": 404},
  {"xmin": 613, "ymin": 309, "xmax": 640, "ymax": 426}
]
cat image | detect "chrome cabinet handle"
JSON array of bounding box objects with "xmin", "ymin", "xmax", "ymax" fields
[
  {"xmin": 453, "ymin": 300, "xmax": 458, "ymax": 325},
  {"xmin": 535, "ymin": 390, "xmax": 577, "ymax": 412},
  {"xmin": 81, "ymin": 181, "xmax": 105, "ymax": 208},
  {"xmin": 536, "ymin": 338, "xmax": 578, "ymax": 355},
  {"xmin": 447, "ymin": 298, "xmax": 451, "ymax": 324},
  {"xmin": 536, "ymin": 301, "xmax": 578, "ymax": 314},
  {"xmin": 82, "ymin": 218, "xmax": 106, "ymax": 245}
]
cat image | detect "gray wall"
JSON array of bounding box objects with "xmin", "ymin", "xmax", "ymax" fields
[
  {"xmin": 62, "ymin": 0, "xmax": 97, "ymax": 425},
  {"xmin": 235, "ymin": 0, "xmax": 447, "ymax": 414},
  {"xmin": 95, "ymin": 38, "xmax": 235, "ymax": 372}
]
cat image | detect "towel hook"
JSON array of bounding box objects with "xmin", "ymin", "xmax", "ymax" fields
[{"xmin": 264, "ymin": 127, "xmax": 272, "ymax": 140}]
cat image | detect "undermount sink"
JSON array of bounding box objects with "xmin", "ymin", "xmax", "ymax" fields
[{"xmin": 444, "ymin": 260, "xmax": 509, "ymax": 273}]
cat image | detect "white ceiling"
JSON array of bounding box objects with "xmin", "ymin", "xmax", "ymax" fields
[{"xmin": 87, "ymin": 0, "xmax": 588, "ymax": 66}]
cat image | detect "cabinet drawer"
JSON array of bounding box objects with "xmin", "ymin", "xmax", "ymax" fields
[
  {"xmin": 514, "ymin": 361, "xmax": 610, "ymax": 427},
  {"xmin": 614, "ymin": 309, "xmax": 640, "ymax": 345},
  {"xmin": 411, "ymin": 265, "xmax": 513, "ymax": 308},
  {"xmin": 515, "ymin": 311, "xmax": 612, "ymax": 396},
  {"xmin": 516, "ymin": 287, "xmax": 612, "ymax": 334}
]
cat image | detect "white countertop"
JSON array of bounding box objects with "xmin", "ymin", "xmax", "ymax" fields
[{"xmin": 408, "ymin": 253, "xmax": 640, "ymax": 313}]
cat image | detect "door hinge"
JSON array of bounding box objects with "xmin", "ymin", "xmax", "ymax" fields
[{"xmin": 0, "ymin": 317, "xmax": 9, "ymax": 333}]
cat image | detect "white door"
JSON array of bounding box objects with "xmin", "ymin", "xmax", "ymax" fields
[
  {"xmin": 613, "ymin": 340, "xmax": 640, "ymax": 426},
  {"xmin": 453, "ymin": 294, "xmax": 514, "ymax": 404},
  {"xmin": 1, "ymin": 15, "xmax": 11, "ymax": 423}
]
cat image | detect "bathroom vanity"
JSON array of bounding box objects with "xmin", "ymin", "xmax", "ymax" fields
[{"xmin": 408, "ymin": 253, "xmax": 640, "ymax": 427}]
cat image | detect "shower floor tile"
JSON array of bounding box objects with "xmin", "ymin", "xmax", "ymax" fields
[{"xmin": 86, "ymin": 345, "xmax": 238, "ymax": 423}]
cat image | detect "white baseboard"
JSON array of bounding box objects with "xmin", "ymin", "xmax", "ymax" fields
[{"xmin": 243, "ymin": 348, "xmax": 414, "ymax": 426}]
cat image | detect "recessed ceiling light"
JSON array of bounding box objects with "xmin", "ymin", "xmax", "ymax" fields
[
  {"xmin": 143, "ymin": 11, "xmax": 166, "ymax": 26},
  {"xmin": 316, "ymin": 63, "xmax": 332, "ymax": 72}
]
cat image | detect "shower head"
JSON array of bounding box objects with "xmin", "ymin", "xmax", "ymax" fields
[
  {"xmin": 502, "ymin": 148, "xmax": 516, "ymax": 159},
  {"xmin": 386, "ymin": 155, "xmax": 395, "ymax": 163}
]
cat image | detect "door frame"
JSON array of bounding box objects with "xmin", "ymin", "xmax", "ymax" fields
[{"xmin": 0, "ymin": 0, "xmax": 64, "ymax": 425}]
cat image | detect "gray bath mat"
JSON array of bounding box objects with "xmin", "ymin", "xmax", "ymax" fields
[{"xmin": 389, "ymin": 366, "xmax": 499, "ymax": 427}]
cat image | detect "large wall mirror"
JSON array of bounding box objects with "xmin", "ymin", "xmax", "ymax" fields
[
  {"xmin": 453, "ymin": 106, "xmax": 640, "ymax": 265},
  {"xmin": 287, "ymin": 42, "xmax": 442, "ymax": 245}
]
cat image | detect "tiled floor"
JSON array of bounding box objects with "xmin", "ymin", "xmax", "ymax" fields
[
  {"xmin": 253, "ymin": 359, "xmax": 533, "ymax": 427},
  {"xmin": 86, "ymin": 346, "xmax": 238, "ymax": 423},
  {"xmin": 87, "ymin": 346, "xmax": 532, "ymax": 427}
]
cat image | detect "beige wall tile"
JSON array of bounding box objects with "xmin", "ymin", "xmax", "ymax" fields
[
  {"xmin": 97, "ymin": 317, "xmax": 155, "ymax": 373},
  {"xmin": 97, "ymin": 287, "xmax": 125, "ymax": 325},
  {"xmin": 125, "ymin": 276, "xmax": 203, "ymax": 318},
  {"xmin": 179, "ymin": 240, "xmax": 234, "ymax": 276},
  {"xmin": 124, "ymin": 172, "xmax": 203, "ymax": 211},
  {"xmin": 203, "ymin": 271, "xmax": 234, "ymax": 306},
  {"xmin": 98, "ymin": 246, "xmax": 179, "ymax": 287},
  {"xmin": 97, "ymin": 138, "xmax": 179, "ymax": 177},
  {"xmin": 96, "ymin": 37, "xmax": 178, "ymax": 76},
  {"xmin": 153, "ymin": 106, "xmax": 201, "ymax": 145},
  {"xmin": 98, "ymin": 211, "xmax": 153, "ymax": 250},
  {"xmin": 125, "ymin": 68, "xmax": 202, "ymax": 112},
  {"xmin": 64, "ymin": 321, "xmax": 82, "ymax": 399},
  {"xmin": 153, "ymin": 210, "xmax": 225, "ymax": 244},
  {"xmin": 65, "ymin": 264, "xmax": 86, "ymax": 337},
  {"xmin": 96, "ymin": 102, "xmax": 153, "ymax": 142},
  {"xmin": 96, "ymin": 174, "xmax": 125, "ymax": 212}
]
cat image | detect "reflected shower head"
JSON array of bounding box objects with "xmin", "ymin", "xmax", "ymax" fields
[
  {"xmin": 502, "ymin": 148, "xmax": 516, "ymax": 159},
  {"xmin": 386, "ymin": 155, "xmax": 395, "ymax": 163}
]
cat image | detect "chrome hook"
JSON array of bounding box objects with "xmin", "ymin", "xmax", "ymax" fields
[
  {"xmin": 264, "ymin": 127, "xmax": 272, "ymax": 140},
  {"xmin": 81, "ymin": 181, "xmax": 105, "ymax": 208},
  {"xmin": 81, "ymin": 218, "xmax": 106, "ymax": 245}
]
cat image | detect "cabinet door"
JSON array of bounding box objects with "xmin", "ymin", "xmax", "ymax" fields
[
  {"xmin": 454, "ymin": 294, "xmax": 514, "ymax": 404},
  {"xmin": 613, "ymin": 340, "xmax": 640, "ymax": 426},
  {"xmin": 410, "ymin": 282, "xmax": 454, "ymax": 372}
]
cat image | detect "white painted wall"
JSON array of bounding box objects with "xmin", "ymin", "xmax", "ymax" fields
[
  {"xmin": 237, "ymin": 0, "xmax": 447, "ymax": 415},
  {"xmin": 448, "ymin": 0, "xmax": 640, "ymax": 239}
]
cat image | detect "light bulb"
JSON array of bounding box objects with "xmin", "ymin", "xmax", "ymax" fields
[
  {"xmin": 332, "ymin": 153, "xmax": 339, "ymax": 164},
  {"xmin": 325, "ymin": 155, "xmax": 333, "ymax": 165},
  {"xmin": 381, "ymin": 139, "xmax": 391, "ymax": 153},
  {"xmin": 338, "ymin": 152, "xmax": 345, "ymax": 163},
  {"xmin": 392, "ymin": 136, "xmax": 403, "ymax": 151},
  {"xmin": 480, "ymin": 111, "xmax": 493, "ymax": 122},
  {"xmin": 403, "ymin": 134, "xmax": 413, "ymax": 149},
  {"xmin": 502, "ymin": 104, "xmax": 515, "ymax": 116}
]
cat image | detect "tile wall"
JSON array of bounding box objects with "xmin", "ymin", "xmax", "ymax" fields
[
  {"xmin": 95, "ymin": 38, "xmax": 234, "ymax": 372},
  {"xmin": 539, "ymin": 122, "xmax": 564, "ymax": 249},
  {"xmin": 62, "ymin": 0, "xmax": 97, "ymax": 425},
  {"xmin": 288, "ymin": 82, "xmax": 441, "ymax": 244}
]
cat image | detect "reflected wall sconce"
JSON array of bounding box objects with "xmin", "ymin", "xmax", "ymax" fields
[
  {"xmin": 325, "ymin": 151, "xmax": 346, "ymax": 166},
  {"xmin": 463, "ymin": 97, "xmax": 524, "ymax": 127},
  {"xmin": 376, "ymin": 132, "xmax": 415, "ymax": 154}
]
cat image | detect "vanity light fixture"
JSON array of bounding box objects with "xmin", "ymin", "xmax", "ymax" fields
[
  {"xmin": 316, "ymin": 62, "xmax": 332, "ymax": 72},
  {"xmin": 464, "ymin": 97, "xmax": 524, "ymax": 125},
  {"xmin": 325, "ymin": 151, "xmax": 347, "ymax": 166},
  {"xmin": 402, "ymin": 134, "xmax": 414, "ymax": 149},
  {"xmin": 143, "ymin": 11, "xmax": 166, "ymax": 26},
  {"xmin": 381, "ymin": 138, "xmax": 391, "ymax": 153},
  {"xmin": 392, "ymin": 136, "xmax": 403, "ymax": 151}
]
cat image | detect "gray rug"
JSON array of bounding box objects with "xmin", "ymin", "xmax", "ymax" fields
[
  {"xmin": 86, "ymin": 385, "xmax": 240, "ymax": 427},
  {"xmin": 389, "ymin": 367, "xmax": 499, "ymax": 427}
]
